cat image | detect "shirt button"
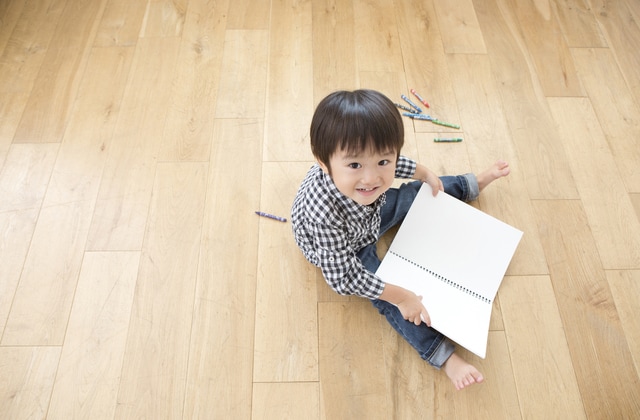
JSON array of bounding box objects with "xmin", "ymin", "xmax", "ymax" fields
[{"xmin": 329, "ymin": 257, "xmax": 335, "ymax": 262}]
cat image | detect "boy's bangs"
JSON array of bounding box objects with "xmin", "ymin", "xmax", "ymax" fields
[
  {"xmin": 337, "ymin": 106, "xmax": 402, "ymax": 157},
  {"xmin": 310, "ymin": 90, "xmax": 404, "ymax": 165}
]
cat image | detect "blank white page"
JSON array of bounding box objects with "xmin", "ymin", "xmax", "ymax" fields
[{"xmin": 376, "ymin": 183, "xmax": 523, "ymax": 358}]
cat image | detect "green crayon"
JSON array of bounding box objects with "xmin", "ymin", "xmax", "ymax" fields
[{"xmin": 434, "ymin": 137, "xmax": 463, "ymax": 143}]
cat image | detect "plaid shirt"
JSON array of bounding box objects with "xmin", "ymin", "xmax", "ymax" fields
[{"xmin": 291, "ymin": 156, "xmax": 417, "ymax": 299}]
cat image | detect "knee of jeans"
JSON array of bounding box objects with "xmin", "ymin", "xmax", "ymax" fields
[{"xmin": 357, "ymin": 247, "xmax": 381, "ymax": 272}]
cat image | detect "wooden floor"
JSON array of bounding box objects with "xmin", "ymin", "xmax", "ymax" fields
[{"xmin": 1, "ymin": 0, "xmax": 639, "ymax": 418}]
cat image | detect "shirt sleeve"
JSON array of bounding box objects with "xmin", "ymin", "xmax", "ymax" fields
[
  {"xmin": 395, "ymin": 155, "xmax": 417, "ymax": 179},
  {"xmin": 310, "ymin": 222, "xmax": 385, "ymax": 299}
]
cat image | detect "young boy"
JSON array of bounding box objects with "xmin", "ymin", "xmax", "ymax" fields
[{"xmin": 291, "ymin": 89, "xmax": 510, "ymax": 390}]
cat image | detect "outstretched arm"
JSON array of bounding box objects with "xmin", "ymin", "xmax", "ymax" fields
[{"xmin": 413, "ymin": 163, "xmax": 443, "ymax": 196}]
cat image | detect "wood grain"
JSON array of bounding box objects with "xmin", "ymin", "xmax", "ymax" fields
[
  {"xmin": 311, "ymin": 0, "xmax": 357, "ymax": 101},
  {"xmin": 1, "ymin": 0, "xmax": 640, "ymax": 417},
  {"xmin": 395, "ymin": 0, "xmax": 461, "ymax": 132},
  {"xmin": 500, "ymin": 275, "xmax": 585, "ymax": 418},
  {"xmin": 264, "ymin": 0, "xmax": 314, "ymax": 162},
  {"xmin": 0, "ymin": 144, "xmax": 57, "ymax": 335},
  {"xmin": 606, "ymin": 270, "xmax": 640, "ymax": 376},
  {"xmin": 227, "ymin": 0, "xmax": 271, "ymax": 30},
  {"xmin": 115, "ymin": 163, "xmax": 207, "ymax": 419},
  {"xmin": 505, "ymin": 0, "xmax": 584, "ymax": 97},
  {"xmin": 554, "ymin": 0, "xmax": 607, "ymax": 47},
  {"xmin": 0, "ymin": 93, "xmax": 30, "ymax": 170},
  {"xmin": 252, "ymin": 382, "xmax": 319, "ymax": 419},
  {"xmin": 0, "ymin": 209, "xmax": 39, "ymax": 335},
  {"xmin": 93, "ymin": 0, "xmax": 148, "ymax": 47},
  {"xmin": 253, "ymin": 162, "xmax": 319, "ymax": 382},
  {"xmin": 433, "ymin": 0, "xmax": 487, "ymax": 54},
  {"xmin": 445, "ymin": 53, "xmax": 548, "ymax": 276},
  {"xmin": 589, "ymin": 0, "xmax": 640, "ymax": 105},
  {"xmin": 353, "ymin": 0, "xmax": 404, "ymax": 72},
  {"xmin": 533, "ymin": 199, "xmax": 640, "ymax": 418},
  {"xmin": 46, "ymin": 251, "xmax": 139, "ymax": 419},
  {"xmin": 318, "ymin": 301, "xmax": 389, "ymax": 419},
  {"xmin": 214, "ymin": 30, "xmax": 269, "ymax": 118},
  {"xmin": 434, "ymin": 333, "xmax": 521, "ymax": 418},
  {"xmin": 474, "ymin": 0, "xmax": 580, "ymax": 200},
  {"xmin": 0, "ymin": 347, "xmax": 60, "ymax": 419},
  {"xmin": 182, "ymin": 119, "xmax": 262, "ymax": 419},
  {"xmin": 12, "ymin": 0, "xmax": 107, "ymax": 143},
  {"xmin": 0, "ymin": 0, "xmax": 65, "ymax": 93},
  {"xmin": 139, "ymin": 0, "xmax": 187, "ymax": 37},
  {"xmin": 0, "ymin": 0, "xmax": 25, "ymax": 55},
  {"xmin": 86, "ymin": 38, "xmax": 180, "ymax": 251},
  {"xmin": 0, "ymin": 144, "xmax": 58, "ymax": 212},
  {"xmin": 548, "ymin": 97, "xmax": 640, "ymax": 269},
  {"xmin": 571, "ymin": 47, "xmax": 640, "ymax": 193},
  {"xmin": 158, "ymin": 0, "xmax": 228, "ymax": 162}
]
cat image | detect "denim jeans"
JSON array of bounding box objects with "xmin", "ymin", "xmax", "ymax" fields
[{"xmin": 356, "ymin": 174, "xmax": 478, "ymax": 368}]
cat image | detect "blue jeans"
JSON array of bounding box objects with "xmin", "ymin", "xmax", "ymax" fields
[{"xmin": 356, "ymin": 175, "xmax": 479, "ymax": 368}]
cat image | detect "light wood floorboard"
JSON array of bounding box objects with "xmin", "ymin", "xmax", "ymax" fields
[
  {"xmin": 86, "ymin": 37, "xmax": 179, "ymax": 251},
  {"xmin": 1, "ymin": 0, "xmax": 639, "ymax": 418},
  {"xmin": 46, "ymin": 251, "xmax": 139, "ymax": 419}
]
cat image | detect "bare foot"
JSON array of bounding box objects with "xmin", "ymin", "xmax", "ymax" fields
[
  {"xmin": 442, "ymin": 353, "xmax": 484, "ymax": 390},
  {"xmin": 478, "ymin": 160, "xmax": 510, "ymax": 191}
]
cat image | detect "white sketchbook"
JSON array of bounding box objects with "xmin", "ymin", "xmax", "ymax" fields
[{"xmin": 375, "ymin": 183, "xmax": 523, "ymax": 358}]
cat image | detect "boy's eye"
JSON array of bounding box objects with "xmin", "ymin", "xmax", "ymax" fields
[
  {"xmin": 379, "ymin": 159, "xmax": 391, "ymax": 166},
  {"xmin": 348, "ymin": 162, "xmax": 362, "ymax": 169}
]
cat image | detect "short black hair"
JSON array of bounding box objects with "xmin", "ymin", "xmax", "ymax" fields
[{"xmin": 310, "ymin": 90, "xmax": 404, "ymax": 170}]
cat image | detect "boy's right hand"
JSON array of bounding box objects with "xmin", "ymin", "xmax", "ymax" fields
[
  {"xmin": 397, "ymin": 293, "xmax": 431, "ymax": 326},
  {"xmin": 379, "ymin": 283, "xmax": 432, "ymax": 326}
]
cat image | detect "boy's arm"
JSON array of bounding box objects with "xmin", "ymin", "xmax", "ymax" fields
[
  {"xmin": 413, "ymin": 162, "xmax": 443, "ymax": 196},
  {"xmin": 313, "ymin": 232, "xmax": 430, "ymax": 326},
  {"xmin": 379, "ymin": 282, "xmax": 432, "ymax": 326}
]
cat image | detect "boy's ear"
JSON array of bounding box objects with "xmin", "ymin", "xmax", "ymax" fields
[{"xmin": 317, "ymin": 159, "xmax": 330, "ymax": 175}]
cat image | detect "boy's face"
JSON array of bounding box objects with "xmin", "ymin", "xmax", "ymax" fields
[{"xmin": 319, "ymin": 147, "xmax": 397, "ymax": 206}]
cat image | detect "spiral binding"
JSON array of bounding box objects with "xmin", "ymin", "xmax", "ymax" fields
[{"xmin": 388, "ymin": 251, "xmax": 492, "ymax": 304}]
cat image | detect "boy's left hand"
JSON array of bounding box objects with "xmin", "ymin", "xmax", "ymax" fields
[
  {"xmin": 414, "ymin": 163, "xmax": 443, "ymax": 196},
  {"xmin": 423, "ymin": 170, "xmax": 443, "ymax": 196}
]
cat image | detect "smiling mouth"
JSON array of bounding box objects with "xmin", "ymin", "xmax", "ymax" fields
[{"xmin": 357, "ymin": 187, "xmax": 378, "ymax": 193}]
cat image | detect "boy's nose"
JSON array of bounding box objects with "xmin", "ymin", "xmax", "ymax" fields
[{"xmin": 362, "ymin": 168, "xmax": 379, "ymax": 184}]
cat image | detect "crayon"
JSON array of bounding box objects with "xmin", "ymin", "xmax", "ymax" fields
[
  {"xmin": 410, "ymin": 89, "xmax": 430, "ymax": 108},
  {"xmin": 430, "ymin": 119, "xmax": 460, "ymax": 129},
  {"xmin": 402, "ymin": 112, "xmax": 429, "ymax": 120},
  {"xmin": 434, "ymin": 137, "xmax": 463, "ymax": 142},
  {"xmin": 400, "ymin": 94, "xmax": 422, "ymax": 114},
  {"xmin": 402, "ymin": 113, "xmax": 461, "ymax": 129},
  {"xmin": 255, "ymin": 211, "xmax": 287, "ymax": 222},
  {"xmin": 395, "ymin": 103, "xmax": 417, "ymax": 113}
]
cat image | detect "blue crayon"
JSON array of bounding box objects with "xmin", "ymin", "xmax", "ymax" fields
[
  {"xmin": 403, "ymin": 112, "xmax": 428, "ymax": 120},
  {"xmin": 401, "ymin": 94, "xmax": 422, "ymax": 114},
  {"xmin": 255, "ymin": 211, "xmax": 287, "ymax": 222},
  {"xmin": 395, "ymin": 103, "xmax": 417, "ymax": 113}
]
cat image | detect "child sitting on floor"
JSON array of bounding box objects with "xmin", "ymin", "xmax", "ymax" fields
[{"xmin": 291, "ymin": 89, "xmax": 510, "ymax": 390}]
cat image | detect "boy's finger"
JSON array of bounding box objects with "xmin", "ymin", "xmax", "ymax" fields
[{"xmin": 421, "ymin": 311, "xmax": 431, "ymax": 327}]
